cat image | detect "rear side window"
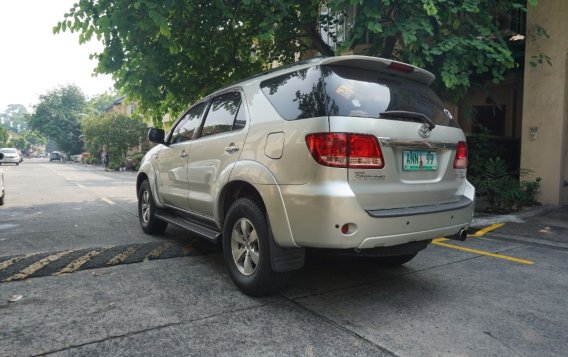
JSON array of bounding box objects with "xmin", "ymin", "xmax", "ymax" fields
[
  {"xmin": 260, "ymin": 65, "xmax": 458, "ymax": 128},
  {"xmin": 200, "ymin": 92, "xmax": 243, "ymax": 138}
]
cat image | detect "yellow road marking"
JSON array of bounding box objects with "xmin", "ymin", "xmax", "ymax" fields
[
  {"xmin": 55, "ymin": 250, "xmax": 102, "ymax": 275},
  {"xmin": 432, "ymin": 240, "xmax": 534, "ymax": 265},
  {"xmin": 4, "ymin": 251, "xmax": 71, "ymax": 282},
  {"xmin": 433, "ymin": 223, "xmax": 506, "ymax": 243},
  {"xmin": 0, "ymin": 255, "xmax": 29, "ymax": 271},
  {"xmin": 106, "ymin": 246, "xmax": 138, "ymax": 266},
  {"xmin": 468, "ymin": 223, "xmax": 505, "ymax": 237},
  {"xmin": 145, "ymin": 242, "xmax": 173, "ymax": 260},
  {"xmin": 102, "ymin": 197, "xmax": 116, "ymax": 205}
]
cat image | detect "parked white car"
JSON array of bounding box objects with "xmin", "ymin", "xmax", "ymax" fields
[
  {"xmin": 137, "ymin": 55, "xmax": 475, "ymax": 295},
  {"xmin": 0, "ymin": 148, "xmax": 22, "ymax": 166}
]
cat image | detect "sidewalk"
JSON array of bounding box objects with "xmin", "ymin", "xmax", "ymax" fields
[{"xmin": 471, "ymin": 205, "xmax": 568, "ymax": 249}]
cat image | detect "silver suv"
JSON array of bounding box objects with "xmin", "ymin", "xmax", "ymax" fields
[{"xmin": 137, "ymin": 55, "xmax": 475, "ymax": 296}]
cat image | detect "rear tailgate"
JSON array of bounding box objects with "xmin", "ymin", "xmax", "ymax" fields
[
  {"xmin": 330, "ymin": 116, "xmax": 467, "ymax": 210},
  {"xmin": 321, "ymin": 60, "xmax": 469, "ymax": 211}
]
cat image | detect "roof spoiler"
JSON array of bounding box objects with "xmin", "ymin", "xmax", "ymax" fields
[{"xmin": 320, "ymin": 55, "xmax": 435, "ymax": 85}]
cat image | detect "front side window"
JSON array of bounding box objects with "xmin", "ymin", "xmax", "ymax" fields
[
  {"xmin": 200, "ymin": 92, "xmax": 243, "ymax": 138},
  {"xmin": 170, "ymin": 102, "xmax": 207, "ymax": 144}
]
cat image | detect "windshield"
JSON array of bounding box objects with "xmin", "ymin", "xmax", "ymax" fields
[{"xmin": 260, "ymin": 65, "xmax": 458, "ymax": 128}]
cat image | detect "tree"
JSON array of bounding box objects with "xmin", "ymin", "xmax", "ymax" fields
[
  {"xmin": 28, "ymin": 85, "xmax": 86, "ymax": 154},
  {"xmin": 9, "ymin": 130, "xmax": 48, "ymax": 152},
  {"xmin": 0, "ymin": 127, "xmax": 8, "ymax": 147},
  {"xmin": 327, "ymin": 0, "xmax": 539, "ymax": 100},
  {"xmin": 55, "ymin": 0, "xmax": 330, "ymax": 119},
  {"xmin": 56, "ymin": 0, "xmax": 538, "ymax": 119},
  {"xmin": 1, "ymin": 104, "xmax": 28, "ymax": 132},
  {"xmin": 9, "ymin": 136, "xmax": 27, "ymax": 151},
  {"xmin": 87, "ymin": 92, "xmax": 118, "ymax": 115},
  {"xmin": 81, "ymin": 112, "xmax": 147, "ymax": 167}
]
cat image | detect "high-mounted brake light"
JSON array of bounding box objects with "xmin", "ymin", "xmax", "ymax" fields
[
  {"xmin": 387, "ymin": 62, "xmax": 414, "ymax": 74},
  {"xmin": 306, "ymin": 133, "xmax": 384, "ymax": 169},
  {"xmin": 453, "ymin": 141, "xmax": 468, "ymax": 169}
]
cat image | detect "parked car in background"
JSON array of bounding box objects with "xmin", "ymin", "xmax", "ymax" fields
[
  {"xmin": 49, "ymin": 151, "xmax": 63, "ymax": 162},
  {"xmin": 137, "ymin": 55, "xmax": 475, "ymax": 296},
  {"xmin": 0, "ymin": 148, "xmax": 22, "ymax": 166},
  {"xmin": 0, "ymin": 153, "xmax": 4, "ymax": 205}
]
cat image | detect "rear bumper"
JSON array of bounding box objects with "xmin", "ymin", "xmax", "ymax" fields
[
  {"xmin": 0, "ymin": 158, "xmax": 19, "ymax": 164},
  {"xmin": 279, "ymin": 181, "xmax": 475, "ymax": 250}
]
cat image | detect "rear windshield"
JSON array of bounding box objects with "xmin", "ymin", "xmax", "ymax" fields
[
  {"xmin": 260, "ymin": 65, "xmax": 458, "ymax": 127},
  {"xmin": 0, "ymin": 148, "xmax": 17, "ymax": 154}
]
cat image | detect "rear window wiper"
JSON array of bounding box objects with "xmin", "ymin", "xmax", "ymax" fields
[{"xmin": 379, "ymin": 111, "xmax": 435, "ymax": 131}]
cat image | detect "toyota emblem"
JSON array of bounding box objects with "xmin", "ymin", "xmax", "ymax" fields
[{"xmin": 418, "ymin": 124, "xmax": 431, "ymax": 138}]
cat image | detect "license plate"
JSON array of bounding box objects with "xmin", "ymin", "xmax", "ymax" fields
[{"xmin": 402, "ymin": 150, "xmax": 438, "ymax": 171}]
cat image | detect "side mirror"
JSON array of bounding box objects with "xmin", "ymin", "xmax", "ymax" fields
[{"xmin": 148, "ymin": 128, "xmax": 165, "ymax": 144}]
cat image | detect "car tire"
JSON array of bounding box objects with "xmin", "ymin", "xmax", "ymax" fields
[
  {"xmin": 138, "ymin": 179, "xmax": 168, "ymax": 234},
  {"xmin": 223, "ymin": 198, "xmax": 288, "ymax": 296},
  {"xmin": 371, "ymin": 253, "xmax": 418, "ymax": 267}
]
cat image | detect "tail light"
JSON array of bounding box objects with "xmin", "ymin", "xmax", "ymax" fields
[
  {"xmin": 387, "ymin": 61, "xmax": 414, "ymax": 74},
  {"xmin": 305, "ymin": 133, "xmax": 384, "ymax": 169},
  {"xmin": 453, "ymin": 141, "xmax": 468, "ymax": 169}
]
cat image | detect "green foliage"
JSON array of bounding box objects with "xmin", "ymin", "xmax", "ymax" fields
[
  {"xmin": 128, "ymin": 151, "xmax": 146, "ymax": 171},
  {"xmin": 476, "ymin": 157, "xmax": 541, "ymax": 213},
  {"xmin": 7, "ymin": 130, "xmax": 48, "ymax": 152},
  {"xmin": 55, "ymin": 0, "xmax": 328, "ymax": 120},
  {"xmin": 28, "ymin": 85, "xmax": 86, "ymax": 154},
  {"xmin": 81, "ymin": 111, "xmax": 147, "ymax": 166},
  {"xmin": 9, "ymin": 136, "xmax": 27, "ymax": 151},
  {"xmin": 466, "ymin": 126, "xmax": 505, "ymax": 188},
  {"xmin": 328, "ymin": 0, "xmax": 536, "ymax": 101},
  {"xmin": 86, "ymin": 92, "xmax": 119, "ymax": 115},
  {"xmin": 1, "ymin": 104, "xmax": 28, "ymax": 133},
  {"xmin": 56, "ymin": 1, "xmax": 539, "ymax": 119},
  {"xmin": 0, "ymin": 127, "xmax": 8, "ymax": 146}
]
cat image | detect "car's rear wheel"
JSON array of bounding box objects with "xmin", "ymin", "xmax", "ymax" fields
[
  {"xmin": 371, "ymin": 253, "xmax": 417, "ymax": 267},
  {"xmin": 223, "ymin": 198, "xmax": 288, "ymax": 296},
  {"xmin": 138, "ymin": 179, "xmax": 168, "ymax": 234}
]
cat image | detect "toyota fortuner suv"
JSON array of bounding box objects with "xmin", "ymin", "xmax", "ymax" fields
[{"xmin": 137, "ymin": 55, "xmax": 475, "ymax": 296}]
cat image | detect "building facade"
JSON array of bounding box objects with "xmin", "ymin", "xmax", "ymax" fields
[{"xmin": 521, "ymin": 0, "xmax": 568, "ymax": 205}]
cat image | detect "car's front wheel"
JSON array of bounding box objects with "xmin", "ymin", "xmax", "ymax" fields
[
  {"xmin": 138, "ymin": 179, "xmax": 168, "ymax": 234},
  {"xmin": 223, "ymin": 198, "xmax": 288, "ymax": 296}
]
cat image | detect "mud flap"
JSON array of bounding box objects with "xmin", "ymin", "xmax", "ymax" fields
[{"xmin": 269, "ymin": 235, "xmax": 305, "ymax": 272}]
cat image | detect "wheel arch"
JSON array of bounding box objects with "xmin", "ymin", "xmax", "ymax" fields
[{"xmin": 216, "ymin": 161, "xmax": 298, "ymax": 249}]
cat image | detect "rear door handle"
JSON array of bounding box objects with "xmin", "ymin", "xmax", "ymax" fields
[
  {"xmin": 179, "ymin": 151, "xmax": 188, "ymax": 158},
  {"xmin": 225, "ymin": 145, "xmax": 240, "ymax": 154}
]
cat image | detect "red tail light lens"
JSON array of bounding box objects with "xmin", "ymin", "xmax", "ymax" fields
[
  {"xmin": 306, "ymin": 133, "xmax": 384, "ymax": 169},
  {"xmin": 454, "ymin": 141, "xmax": 468, "ymax": 169}
]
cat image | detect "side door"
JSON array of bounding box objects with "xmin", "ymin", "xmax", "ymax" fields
[
  {"xmin": 156, "ymin": 102, "xmax": 207, "ymax": 210},
  {"xmin": 186, "ymin": 91, "xmax": 248, "ymax": 218}
]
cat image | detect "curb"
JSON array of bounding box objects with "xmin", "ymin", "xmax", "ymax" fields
[{"xmin": 471, "ymin": 204, "xmax": 560, "ymax": 228}]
